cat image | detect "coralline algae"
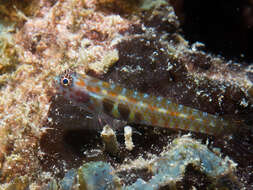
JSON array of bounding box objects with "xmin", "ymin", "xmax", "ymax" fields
[
  {"xmin": 78, "ymin": 161, "xmax": 121, "ymax": 190},
  {"xmin": 56, "ymin": 136, "xmax": 238, "ymax": 190},
  {"xmin": 59, "ymin": 169, "xmax": 77, "ymax": 190},
  {"xmin": 125, "ymin": 136, "xmax": 237, "ymax": 189}
]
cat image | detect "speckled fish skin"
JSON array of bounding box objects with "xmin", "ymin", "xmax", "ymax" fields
[{"xmin": 56, "ymin": 70, "xmax": 235, "ymax": 135}]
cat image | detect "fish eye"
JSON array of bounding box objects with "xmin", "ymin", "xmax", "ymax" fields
[
  {"xmin": 60, "ymin": 70, "xmax": 73, "ymax": 87},
  {"xmin": 62, "ymin": 78, "xmax": 69, "ymax": 85}
]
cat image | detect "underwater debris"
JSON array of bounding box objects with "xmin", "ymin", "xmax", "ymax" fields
[
  {"xmin": 124, "ymin": 126, "xmax": 134, "ymax": 151},
  {"xmin": 55, "ymin": 136, "xmax": 238, "ymax": 190},
  {"xmin": 101, "ymin": 125, "xmax": 120, "ymax": 156}
]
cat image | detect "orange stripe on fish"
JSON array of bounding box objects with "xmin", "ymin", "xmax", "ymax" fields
[{"xmin": 56, "ymin": 69, "xmax": 236, "ymax": 135}]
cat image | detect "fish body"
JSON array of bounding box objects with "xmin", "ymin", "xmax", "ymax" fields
[{"xmin": 55, "ymin": 70, "xmax": 234, "ymax": 135}]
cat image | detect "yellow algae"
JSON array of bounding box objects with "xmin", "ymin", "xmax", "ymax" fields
[
  {"xmin": 88, "ymin": 49, "xmax": 119, "ymax": 74},
  {"xmin": 0, "ymin": 1, "xmax": 39, "ymax": 23},
  {"xmin": 4, "ymin": 177, "xmax": 29, "ymax": 190},
  {"xmin": 0, "ymin": 0, "xmax": 135, "ymax": 187},
  {"xmin": 0, "ymin": 24, "xmax": 18, "ymax": 87}
]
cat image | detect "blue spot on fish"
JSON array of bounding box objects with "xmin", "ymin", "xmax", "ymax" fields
[
  {"xmin": 133, "ymin": 91, "xmax": 138, "ymax": 98},
  {"xmin": 178, "ymin": 104, "xmax": 183, "ymax": 111},
  {"xmin": 122, "ymin": 88, "xmax": 127, "ymax": 95},
  {"xmin": 143, "ymin": 93, "xmax": 149, "ymax": 98},
  {"xmin": 110, "ymin": 83, "xmax": 116, "ymax": 90},
  {"xmin": 203, "ymin": 112, "xmax": 208, "ymax": 117},
  {"xmin": 157, "ymin": 96, "xmax": 162, "ymax": 101}
]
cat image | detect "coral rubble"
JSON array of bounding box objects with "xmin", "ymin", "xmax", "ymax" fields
[{"xmin": 49, "ymin": 136, "xmax": 239, "ymax": 190}]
